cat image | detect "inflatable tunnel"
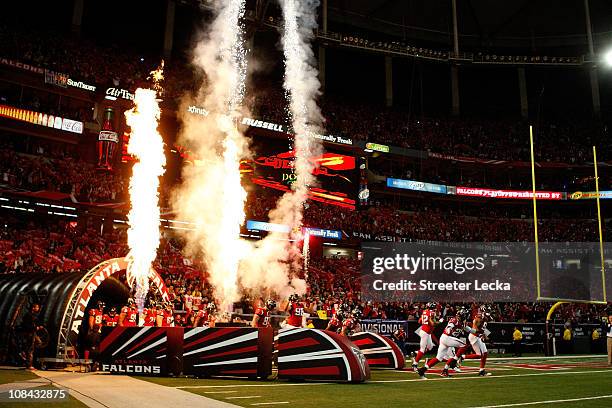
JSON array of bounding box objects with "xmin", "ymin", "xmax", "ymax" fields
[{"xmin": 0, "ymin": 258, "xmax": 169, "ymax": 360}]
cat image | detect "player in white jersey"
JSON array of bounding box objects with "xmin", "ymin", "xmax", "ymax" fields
[{"xmin": 418, "ymin": 307, "xmax": 470, "ymax": 379}]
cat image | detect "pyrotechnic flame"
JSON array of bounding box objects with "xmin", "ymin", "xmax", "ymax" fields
[
  {"xmin": 276, "ymin": 0, "xmax": 323, "ymax": 273},
  {"xmin": 172, "ymin": 0, "xmax": 249, "ymax": 313},
  {"xmin": 149, "ymin": 61, "xmax": 165, "ymax": 93},
  {"xmin": 125, "ymin": 80, "xmax": 166, "ymax": 312}
]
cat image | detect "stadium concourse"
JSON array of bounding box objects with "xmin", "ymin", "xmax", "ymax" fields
[{"xmin": 1, "ymin": 0, "xmax": 612, "ymax": 407}]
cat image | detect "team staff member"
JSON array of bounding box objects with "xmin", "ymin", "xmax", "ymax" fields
[
  {"xmin": 606, "ymin": 313, "xmax": 612, "ymax": 366},
  {"xmin": 512, "ymin": 326, "xmax": 523, "ymax": 357}
]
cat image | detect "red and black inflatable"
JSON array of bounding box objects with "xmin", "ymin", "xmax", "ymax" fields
[
  {"xmin": 277, "ymin": 328, "xmax": 370, "ymax": 383},
  {"xmin": 99, "ymin": 326, "xmax": 183, "ymax": 376},
  {"xmin": 350, "ymin": 332, "xmax": 405, "ymax": 369},
  {"xmin": 182, "ymin": 327, "xmax": 273, "ymax": 378}
]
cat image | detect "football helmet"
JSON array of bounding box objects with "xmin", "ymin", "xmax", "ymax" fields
[{"xmin": 265, "ymin": 299, "xmax": 277, "ymax": 310}]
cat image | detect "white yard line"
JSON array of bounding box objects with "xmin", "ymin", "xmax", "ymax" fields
[
  {"xmin": 177, "ymin": 383, "xmax": 331, "ymax": 389},
  {"xmin": 469, "ymin": 394, "xmax": 612, "ymax": 408},
  {"xmin": 250, "ymin": 403, "xmax": 290, "ymax": 406},
  {"xmin": 372, "ymin": 368, "xmax": 612, "ymax": 384},
  {"xmin": 204, "ymin": 391, "xmax": 239, "ymax": 394}
]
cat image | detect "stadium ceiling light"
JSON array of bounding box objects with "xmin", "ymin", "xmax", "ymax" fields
[{"xmin": 604, "ymin": 49, "xmax": 612, "ymax": 67}]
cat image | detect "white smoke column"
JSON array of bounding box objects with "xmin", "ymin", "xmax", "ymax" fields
[
  {"xmin": 125, "ymin": 86, "xmax": 166, "ymax": 311},
  {"xmin": 276, "ymin": 0, "xmax": 323, "ymax": 263},
  {"xmin": 173, "ymin": 0, "xmax": 249, "ymax": 312}
]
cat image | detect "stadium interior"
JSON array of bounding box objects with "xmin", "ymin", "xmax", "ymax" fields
[{"xmin": 0, "ymin": 1, "xmax": 612, "ymax": 407}]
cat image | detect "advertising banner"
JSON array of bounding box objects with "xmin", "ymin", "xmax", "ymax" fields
[
  {"xmin": 0, "ymin": 104, "xmax": 83, "ymax": 134},
  {"xmin": 456, "ymin": 187, "xmax": 563, "ymax": 200},
  {"xmin": 570, "ymin": 191, "xmax": 612, "ymax": 200},
  {"xmin": 365, "ymin": 142, "xmax": 390, "ymax": 153},
  {"xmin": 387, "ymin": 178, "xmax": 447, "ymax": 194},
  {"xmin": 246, "ymin": 220, "xmax": 290, "ymax": 233},
  {"xmin": 304, "ymin": 227, "xmax": 342, "ymax": 240},
  {"xmin": 44, "ymin": 69, "xmax": 68, "ymax": 88}
]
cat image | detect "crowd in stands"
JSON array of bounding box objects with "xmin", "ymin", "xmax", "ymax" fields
[
  {"xmin": 0, "ymin": 141, "xmax": 126, "ymax": 203},
  {"xmin": 2, "ymin": 21, "xmax": 612, "ymax": 166},
  {"xmin": 245, "ymin": 194, "xmax": 605, "ymax": 242}
]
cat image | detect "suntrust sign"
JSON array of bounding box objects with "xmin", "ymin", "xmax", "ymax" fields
[{"xmin": 67, "ymin": 78, "xmax": 96, "ymax": 92}]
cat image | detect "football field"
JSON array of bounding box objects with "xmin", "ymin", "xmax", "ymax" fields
[{"xmin": 140, "ymin": 356, "xmax": 612, "ymax": 408}]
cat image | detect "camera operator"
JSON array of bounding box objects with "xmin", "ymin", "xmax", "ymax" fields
[{"xmin": 21, "ymin": 303, "xmax": 43, "ymax": 369}]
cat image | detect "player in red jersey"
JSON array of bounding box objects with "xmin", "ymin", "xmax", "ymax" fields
[
  {"xmin": 194, "ymin": 302, "xmax": 216, "ymax": 327},
  {"xmin": 88, "ymin": 301, "xmax": 105, "ymax": 333},
  {"xmin": 283, "ymin": 294, "xmax": 306, "ymax": 328},
  {"xmin": 341, "ymin": 308, "xmax": 362, "ymax": 336},
  {"xmin": 119, "ymin": 298, "xmax": 138, "ymax": 327},
  {"xmin": 326, "ymin": 303, "xmax": 348, "ymax": 332},
  {"xmin": 412, "ymin": 302, "xmax": 438, "ymax": 371},
  {"xmin": 157, "ymin": 302, "xmax": 175, "ymax": 327},
  {"xmin": 456, "ymin": 304, "xmax": 493, "ymax": 376},
  {"xmin": 102, "ymin": 307, "xmax": 119, "ymax": 327},
  {"xmin": 142, "ymin": 303, "xmax": 158, "ymax": 327},
  {"xmin": 418, "ymin": 307, "xmax": 470, "ymax": 379},
  {"xmin": 252, "ymin": 299, "xmax": 276, "ymax": 328}
]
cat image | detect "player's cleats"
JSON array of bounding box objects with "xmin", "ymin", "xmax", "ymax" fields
[
  {"xmin": 440, "ymin": 368, "xmax": 451, "ymax": 377},
  {"xmin": 417, "ymin": 367, "xmax": 427, "ymax": 379},
  {"xmin": 478, "ymin": 370, "xmax": 492, "ymax": 376},
  {"xmin": 452, "ymin": 367, "xmax": 462, "ymax": 372},
  {"xmin": 411, "ymin": 363, "xmax": 418, "ymax": 372}
]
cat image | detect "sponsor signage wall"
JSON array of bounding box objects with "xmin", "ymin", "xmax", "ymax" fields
[
  {"xmin": 365, "ymin": 142, "xmax": 390, "ymax": 153},
  {"xmin": 240, "ymin": 117, "xmax": 353, "ymax": 145},
  {"xmin": 0, "ymin": 104, "xmax": 83, "ymax": 134},
  {"xmin": 105, "ymin": 87, "xmax": 134, "ymax": 101},
  {"xmin": 67, "ymin": 78, "xmax": 96, "ymax": 92},
  {"xmin": 44, "ymin": 69, "xmax": 68, "ymax": 88},
  {"xmin": 456, "ymin": 187, "xmax": 564, "ymax": 200},
  {"xmin": 304, "ymin": 227, "xmax": 342, "ymax": 240},
  {"xmin": 570, "ymin": 191, "xmax": 612, "ymax": 200},
  {"xmin": 246, "ymin": 220, "xmax": 290, "ymax": 233},
  {"xmin": 387, "ymin": 177, "xmax": 448, "ymax": 194}
]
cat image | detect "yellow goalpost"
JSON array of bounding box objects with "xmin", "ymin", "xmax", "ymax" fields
[{"xmin": 529, "ymin": 126, "xmax": 608, "ymax": 354}]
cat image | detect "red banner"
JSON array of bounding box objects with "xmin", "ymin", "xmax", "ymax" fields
[{"xmin": 456, "ymin": 187, "xmax": 563, "ymax": 200}]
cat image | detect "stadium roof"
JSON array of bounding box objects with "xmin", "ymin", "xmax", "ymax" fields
[{"xmin": 327, "ymin": 0, "xmax": 612, "ymax": 50}]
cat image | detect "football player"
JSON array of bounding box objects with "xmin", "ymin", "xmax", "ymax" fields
[
  {"xmin": 102, "ymin": 307, "xmax": 119, "ymax": 327},
  {"xmin": 142, "ymin": 303, "xmax": 158, "ymax": 327},
  {"xmin": 88, "ymin": 301, "xmax": 105, "ymax": 333},
  {"xmin": 252, "ymin": 299, "xmax": 276, "ymax": 328},
  {"xmin": 412, "ymin": 302, "xmax": 438, "ymax": 371},
  {"xmin": 119, "ymin": 298, "xmax": 139, "ymax": 327},
  {"xmin": 341, "ymin": 308, "xmax": 362, "ymax": 337},
  {"xmin": 418, "ymin": 307, "xmax": 470, "ymax": 379},
  {"xmin": 157, "ymin": 302, "xmax": 175, "ymax": 327},
  {"xmin": 283, "ymin": 294, "xmax": 306, "ymax": 328},
  {"xmin": 326, "ymin": 303, "xmax": 349, "ymax": 332},
  {"xmin": 453, "ymin": 304, "xmax": 492, "ymax": 376}
]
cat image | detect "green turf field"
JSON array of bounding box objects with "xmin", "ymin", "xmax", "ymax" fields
[{"xmin": 139, "ymin": 356, "xmax": 612, "ymax": 408}]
